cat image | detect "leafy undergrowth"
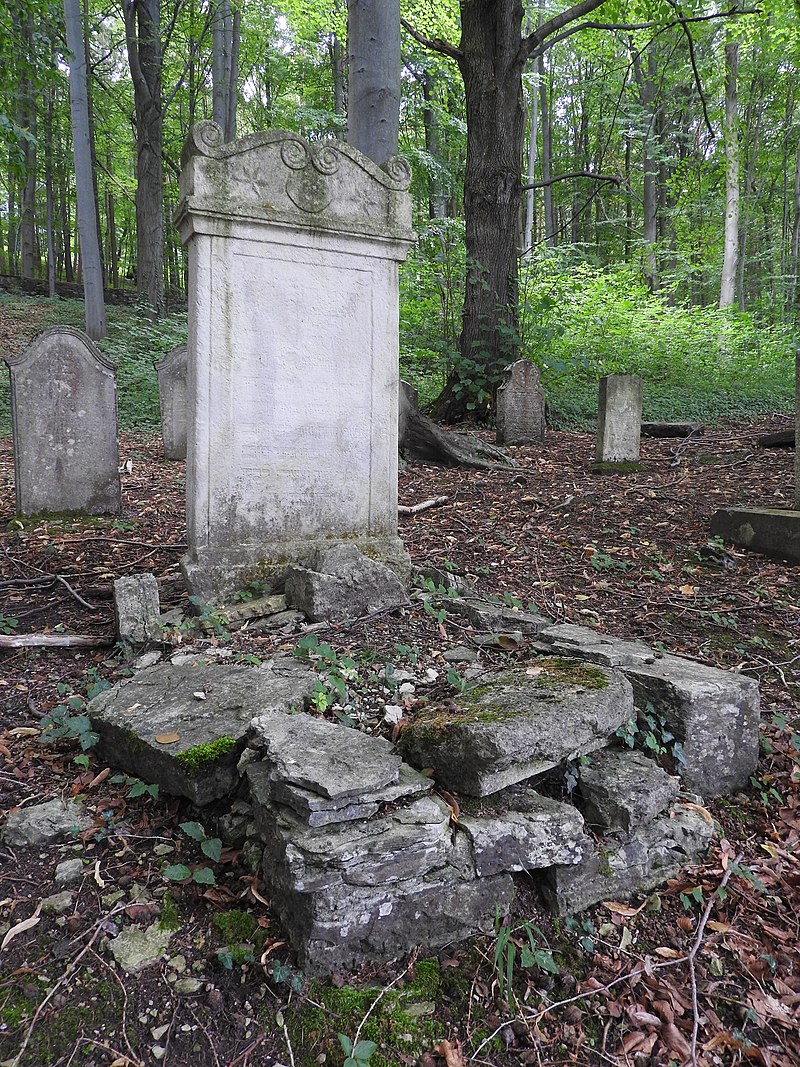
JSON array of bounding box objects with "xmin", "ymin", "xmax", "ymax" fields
[{"xmin": 0, "ymin": 417, "xmax": 798, "ymax": 1066}]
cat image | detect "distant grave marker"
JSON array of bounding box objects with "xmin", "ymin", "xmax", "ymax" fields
[
  {"xmin": 3, "ymin": 326, "xmax": 121, "ymax": 515},
  {"xmin": 595, "ymin": 373, "xmax": 643, "ymax": 466},
  {"xmin": 176, "ymin": 122, "xmax": 415, "ymax": 601},
  {"xmin": 495, "ymin": 359, "xmax": 545, "ymax": 445},
  {"xmin": 154, "ymin": 344, "xmax": 187, "ymax": 461}
]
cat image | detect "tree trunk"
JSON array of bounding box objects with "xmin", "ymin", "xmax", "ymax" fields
[
  {"xmin": 64, "ymin": 0, "xmax": 106, "ymax": 338},
  {"xmin": 346, "ymin": 0, "xmax": 400, "ymax": 165},
  {"xmin": 328, "ymin": 32, "xmax": 347, "ymax": 135},
  {"xmin": 522, "ymin": 56, "xmax": 538, "ymax": 256},
  {"xmin": 719, "ymin": 40, "xmax": 740, "ymax": 310},
  {"xmin": 212, "ymin": 0, "xmax": 239, "ymax": 141},
  {"xmin": 44, "ymin": 70, "xmax": 57, "ymax": 297},
  {"xmin": 124, "ymin": 0, "xmax": 165, "ymax": 315},
  {"xmin": 19, "ymin": 12, "xmax": 37, "ymax": 282}
]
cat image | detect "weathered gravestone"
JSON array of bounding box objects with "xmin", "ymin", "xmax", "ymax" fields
[
  {"xmin": 154, "ymin": 344, "xmax": 187, "ymax": 460},
  {"xmin": 3, "ymin": 326, "xmax": 121, "ymax": 515},
  {"xmin": 495, "ymin": 359, "xmax": 545, "ymax": 445},
  {"xmin": 595, "ymin": 373, "xmax": 643, "ymax": 466},
  {"xmin": 175, "ymin": 122, "xmax": 415, "ymax": 601}
]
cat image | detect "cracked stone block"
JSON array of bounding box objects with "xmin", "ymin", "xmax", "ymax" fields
[
  {"xmin": 578, "ymin": 748, "xmax": 680, "ymax": 832},
  {"xmin": 285, "ymin": 544, "xmax": 409, "ymax": 622},
  {"xmin": 88, "ymin": 657, "xmax": 317, "ymax": 805},
  {"xmin": 444, "ymin": 595, "xmax": 551, "ymax": 634},
  {"xmin": 459, "ymin": 787, "xmax": 590, "ymax": 876},
  {"xmin": 3, "ymin": 799, "xmax": 92, "ymax": 847},
  {"xmin": 540, "ymin": 802, "xmax": 715, "ymax": 915},
  {"xmin": 114, "ymin": 573, "xmax": 162, "ymax": 645},
  {"xmin": 537, "ymin": 624, "xmax": 760, "ymax": 795},
  {"xmin": 399, "ymin": 661, "xmax": 633, "ymax": 796}
]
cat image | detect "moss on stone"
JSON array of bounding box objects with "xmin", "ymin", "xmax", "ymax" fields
[
  {"xmin": 590, "ymin": 461, "xmax": 645, "ymax": 475},
  {"xmin": 174, "ymin": 736, "xmax": 237, "ymax": 771},
  {"xmin": 212, "ymin": 909, "xmax": 258, "ymax": 944}
]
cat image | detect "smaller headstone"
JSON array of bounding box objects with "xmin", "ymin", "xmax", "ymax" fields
[
  {"xmin": 4, "ymin": 326, "xmax": 121, "ymax": 515},
  {"xmin": 495, "ymin": 360, "xmax": 545, "ymax": 445},
  {"xmin": 154, "ymin": 344, "xmax": 188, "ymax": 461},
  {"xmin": 596, "ymin": 373, "xmax": 643, "ymax": 464},
  {"xmin": 114, "ymin": 574, "xmax": 162, "ymax": 645}
]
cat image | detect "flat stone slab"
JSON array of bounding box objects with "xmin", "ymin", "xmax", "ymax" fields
[
  {"xmin": 443, "ymin": 596, "xmax": 550, "ymax": 634},
  {"xmin": 399, "ymin": 660, "xmax": 634, "ymax": 796},
  {"xmin": 273, "ymin": 864, "xmax": 514, "ymax": 976},
  {"xmin": 88, "ymin": 658, "xmax": 317, "ymax": 805},
  {"xmin": 541, "ymin": 802, "xmax": 714, "ymax": 915},
  {"xmin": 641, "ymin": 422, "xmax": 704, "ymax": 438},
  {"xmin": 578, "ymin": 748, "xmax": 679, "ymax": 832},
  {"xmin": 248, "ymin": 708, "xmax": 404, "ymax": 803},
  {"xmin": 710, "ymin": 507, "xmax": 800, "ymax": 564},
  {"xmin": 538, "ymin": 624, "xmax": 760, "ymax": 795},
  {"xmin": 256, "ymin": 793, "xmax": 452, "ymax": 893},
  {"xmin": 3, "ymin": 799, "xmax": 92, "ymax": 847},
  {"xmin": 248, "ymin": 759, "xmax": 431, "ymax": 827},
  {"xmin": 285, "ymin": 544, "xmax": 410, "ymax": 622},
  {"xmin": 459, "ymin": 788, "xmax": 589, "ymax": 876}
]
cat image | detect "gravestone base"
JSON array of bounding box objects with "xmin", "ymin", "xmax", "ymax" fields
[
  {"xmin": 710, "ymin": 507, "xmax": 800, "ymax": 564},
  {"xmin": 182, "ymin": 534, "xmax": 411, "ymax": 604}
]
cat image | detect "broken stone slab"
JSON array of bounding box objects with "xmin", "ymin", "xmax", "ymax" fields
[
  {"xmin": 114, "ymin": 574, "xmax": 162, "ymax": 645},
  {"xmin": 710, "ymin": 507, "xmax": 800, "ymax": 564},
  {"xmin": 248, "ymin": 708, "xmax": 404, "ymax": 803},
  {"xmin": 540, "ymin": 802, "xmax": 715, "ymax": 915},
  {"xmin": 578, "ymin": 748, "xmax": 679, "ymax": 832},
  {"xmin": 285, "ymin": 544, "xmax": 410, "ymax": 622},
  {"xmin": 399, "ymin": 660, "xmax": 633, "ymax": 796},
  {"xmin": 88, "ymin": 657, "xmax": 317, "ymax": 805},
  {"xmin": 223, "ymin": 593, "xmax": 287, "ymax": 626},
  {"xmin": 641, "ymin": 422, "xmax": 704, "ymax": 438},
  {"xmin": 459, "ymin": 788, "xmax": 590, "ymax": 877},
  {"xmin": 270, "ymin": 863, "xmax": 514, "ymax": 976},
  {"xmin": 109, "ymin": 922, "xmax": 173, "ymax": 975},
  {"xmin": 3, "ymin": 799, "xmax": 92, "ymax": 848},
  {"xmin": 443, "ymin": 595, "xmax": 551, "ymax": 634},
  {"xmin": 247, "ymin": 609, "xmax": 305, "ymax": 632},
  {"xmin": 255, "ymin": 793, "xmax": 453, "ymax": 893},
  {"xmin": 248, "ymin": 760, "xmax": 432, "ymax": 828},
  {"xmin": 537, "ymin": 624, "xmax": 760, "ymax": 795}
]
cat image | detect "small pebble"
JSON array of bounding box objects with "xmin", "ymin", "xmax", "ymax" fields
[{"xmin": 54, "ymin": 859, "xmax": 83, "ymax": 886}]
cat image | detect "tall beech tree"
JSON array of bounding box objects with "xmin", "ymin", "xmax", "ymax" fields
[{"xmin": 347, "ymin": 0, "xmax": 401, "ymax": 165}]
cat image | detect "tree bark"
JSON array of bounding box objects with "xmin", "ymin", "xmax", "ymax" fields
[
  {"xmin": 18, "ymin": 12, "xmax": 37, "ymax": 282},
  {"xmin": 719, "ymin": 40, "xmax": 740, "ymax": 309},
  {"xmin": 347, "ymin": 0, "xmax": 400, "ymax": 165},
  {"xmin": 212, "ymin": 0, "xmax": 239, "ymax": 141}
]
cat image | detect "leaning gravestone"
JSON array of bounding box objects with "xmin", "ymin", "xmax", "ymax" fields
[
  {"xmin": 175, "ymin": 123, "xmax": 415, "ymax": 601},
  {"xmin": 596, "ymin": 373, "xmax": 643, "ymax": 465},
  {"xmin": 495, "ymin": 359, "xmax": 545, "ymax": 445},
  {"xmin": 154, "ymin": 344, "xmax": 187, "ymax": 460},
  {"xmin": 3, "ymin": 326, "xmax": 121, "ymax": 515}
]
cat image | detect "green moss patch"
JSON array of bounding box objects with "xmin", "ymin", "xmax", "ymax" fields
[
  {"xmin": 590, "ymin": 461, "xmax": 645, "ymax": 474},
  {"xmin": 174, "ymin": 736, "xmax": 237, "ymax": 771}
]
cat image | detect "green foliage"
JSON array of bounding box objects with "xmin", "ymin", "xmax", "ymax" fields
[
  {"xmin": 163, "ymin": 820, "xmax": 222, "ymax": 885},
  {"xmin": 109, "ymin": 772, "xmax": 159, "ymax": 799},
  {"xmin": 0, "ymin": 611, "xmax": 18, "ymax": 634},
  {"xmin": 494, "ymin": 916, "xmax": 559, "ymax": 1002},
  {"xmin": 39, "ymin": 682, "xmax": 98, "ymax": 767},
  {"xmin": 293, "ymin": 633, "xmax": 360, "ymax": 724},
  {"xmin": 615, "ymin": 701, "xmax": 686, "ymax": 773},
  {"xmin": 174, "ymin": 737, "xmax": 237, "ymax": 771},
  {"xmin": 339, "ymin": 1034, "xmax": 378, "ymax": 1067}
]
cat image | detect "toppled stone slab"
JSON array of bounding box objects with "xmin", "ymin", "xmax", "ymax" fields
[
  {"xmin": 460, "ymin": 788, "xmax": 589, "ymax": 877},
  {"xmin": 578, "ymin": 748, "xmax": 679, "ymax": 832},
  {"xmin": 224, "ymin": 594, "xmax": 287, "ymax": 626},
  {"xmin": 3, "ymin": 799, "xmax": 92, "ymax": 847},
  {"xmin": 399, "ymin": 660, "xmax": 633, "ymax": 796},
  {"xmin": 109, "ymin": 923, "xmax": 173, "ymax": 975},
  {"xmin": 249, "ymin": 709, "xmax": 404, "ymax": 804},
  {"xmin": 443, "ymin": 595, "xmax": 550, "ymax": 634},
  {"xmin": 248, "ymin": 760, "xmax": 431, "ymax": 828},
  {"xmin": 641, "ymin": 422, "xmax": 704, "ymax": 438},
  {"xmin": 272, "ymin": 863, "xmax": 514, "ymax": 976},
  {"xmin": 710, "ymin": 507, "xmax": 800, "ymax": 564},
  {"xmin": 256, "ymin": 794, "xmax": 452, "ymax": 893},
  {"xmin": 114, "ymin": 573, "xmax": 162, "ymax": 645},
  {"xmin": 541, "ymin": 802, "xmax": 714, "ymax": 915},
  {"xmin": 88, "ymin": 658, "xmax": 317, "ymax": 805},
  {"xmin": 537, "ymin": 624, "xmax": 760, "ymax": 795},
  {"xmin": 285, "ymin": 544, "xmax": 409, "ymax": 622}
]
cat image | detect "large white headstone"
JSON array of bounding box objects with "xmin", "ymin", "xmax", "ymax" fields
[
  {"xmin": 176, "ymin": 123, "xmax": 415, "ymax": 601},
  {"xmin": 596, "ymin": 374, "xmax": 643, "ymax": 464},
  {"xmin": 4, "ymin": 326, "xmax": 121, "ymax": 515}
]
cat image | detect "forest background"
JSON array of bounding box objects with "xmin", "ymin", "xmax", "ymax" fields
[{"xmin": 0, "ymin": 0, "xmax": 799, "ymax": 434}]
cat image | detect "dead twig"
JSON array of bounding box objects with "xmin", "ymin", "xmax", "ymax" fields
[
  {"xmin": 0, "ymin": 633, "xmax": 114, "ymax": 649},
  {"xmin": 398, "ymin": 494, "xmax": 449, "ymax": 515}
]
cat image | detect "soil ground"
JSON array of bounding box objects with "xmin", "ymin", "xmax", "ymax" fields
[{"xmin": 0, "ymin": 417, "xmax": 798, "ymax": 1067}]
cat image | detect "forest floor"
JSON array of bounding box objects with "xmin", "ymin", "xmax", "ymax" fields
[{"xmin": 0, "ymin": 417, "xmax": 799, "ymax": 1067}]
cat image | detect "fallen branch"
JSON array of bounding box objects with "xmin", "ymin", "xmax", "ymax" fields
[
  {"xmin": 0, "ymin": 634, "xmax": 114, "ymax": 649},
  {"xmin": 398, "ymin": 495, "xmax": 449, "ymax": 515}
]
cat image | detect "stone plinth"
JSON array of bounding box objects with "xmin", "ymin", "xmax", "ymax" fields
[
  {"xmin": 710, "ymin": 507, "xmax": 800, "ymax": 564},
  {"xmin": 175, "ymin": 122, "xmax": 415, "ymax": 602},
  {"xmin": 154, "ymin": 344, "xmax": 187, "ymax": 460},
  {"xmin": 596, "ymin": 373, "xmax": 643, "ymax": 464},
  {"xmin": 3, "ymin": 327, "xmax": 121, "ymax": 515},
  {"xmin": 495, "ymin": 360, "xmax": 545, "ymax": 445}
]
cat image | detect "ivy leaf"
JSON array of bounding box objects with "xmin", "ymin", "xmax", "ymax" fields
[
  {"xmin": 164, "ymin": 864, "xmax": 191, "ymax": 882},
  {"xmin": 192, "ymin": 867, "xmax": 216, "ymax": 885},
  {"xmin": 201, "ymin": 838, "xmax": 222, "ymax": 862},
  {"xmin": 179, "ymin": 821, "xmax": 206, "ymax": 842}
]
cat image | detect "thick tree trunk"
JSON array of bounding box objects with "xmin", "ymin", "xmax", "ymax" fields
[
  {"xmin": 328, "ymin": 33, "xmax": 347, "ymax": 135},
  {"xmin": 346, "ymin": 0, "xmax": 400, "ymax": 165},
  {"xmin": 719, "ymin": 40, "xmax": 740, "ymax": 310},
  {"xmin": 400, "ymin": 383, "xmax": 512, "ymax": 469},
  {"xmin": 19, "ymin": 13, "xmax": 37, "ymax": 282},
  {"xmin": 212, "ymin": 0, "xmax": 240, "ymax": 141},
  {"xmin": 64, "ymin": 0, "xmax": 106, "ymax": 338},
  {"xmin": 44, "ymin": 74, "xmax": 56, "ymax": 297},
  {"xmin": 124, "ymin": 0, "xmax": 165, "ymax": 315},
  {"xmin": 432, "ymin": 0, "xmax": 525, "ymax": 423}
]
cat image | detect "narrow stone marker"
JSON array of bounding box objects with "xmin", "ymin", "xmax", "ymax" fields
[
  {"xmin": 3, "ymin": 326, "xmax": 121, "ymax": 515},
  {"xmin": 154, "ymin": 343, "xmax": 187, "ymax": 460},
  {"xmin": 495, "ymin": 359, "xmax": 546, "ymax": 445},
  {"xmin": 176, "ymin": 122, "xmax": 415, "ymax": 602},
  {"xmin": 595, "ymin": 372, "xmax": 643, "ymax": 467}
]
